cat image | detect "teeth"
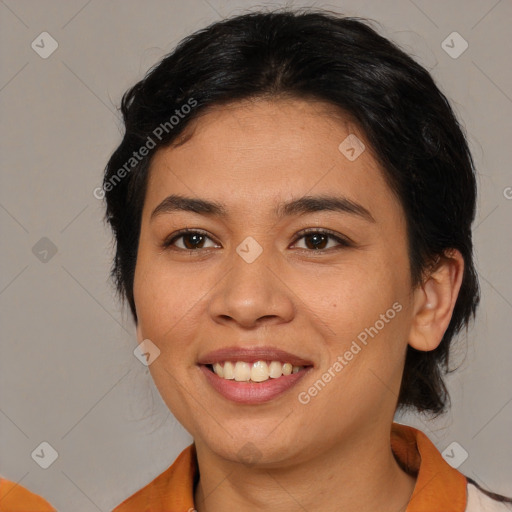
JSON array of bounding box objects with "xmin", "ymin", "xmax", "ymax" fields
[
  {"xmin": 211, "ymin": 360, "xmax": 304, "ymax": 382},
  {"xmin": 251, "ymin": 361, "xmax": 269, "ymax": 382},
  {"xmin": 223, "ymin": 361, "xmax": 235, "ymax": 379},
  {"xmin": 234, "ymin": 361, "xmax": 251, "ymax": 381},
  {"xmin": 269, "ymin": 361, "xmax": 282, "ymax": 378},
  {"xmin": 213, "ymin": 363, "xmax": 224, "ymax": 378}
]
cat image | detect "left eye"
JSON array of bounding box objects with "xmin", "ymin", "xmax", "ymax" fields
[{"xmin": 292, "ymin": 230, "xmax": 352, "ymax": 251}]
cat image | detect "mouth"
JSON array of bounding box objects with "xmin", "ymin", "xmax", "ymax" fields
[
  {"xmin": 197, "ymin": 347, "xmax": 313, "ymax": 404},
  {"xmin": 205, "ymin": 360, "xmax": 304, "ymax": 382}
]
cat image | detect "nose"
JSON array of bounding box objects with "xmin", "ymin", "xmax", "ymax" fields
[{"xmin": 207, "ymin": 244, "xmax": 295, "ymax": 330}]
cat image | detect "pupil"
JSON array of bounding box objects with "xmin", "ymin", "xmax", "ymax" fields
[
  {"xmin": 307, "ymin": 233, "xmax": 326, "ymax": 250},
  {"xmin": 185, "ymin": 233, "xmax": 203, "ymax": 249}
]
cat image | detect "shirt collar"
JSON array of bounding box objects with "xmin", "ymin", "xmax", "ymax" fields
[
  {"xmin": 114, "ymin": 422, "xmax": 468, "ymax": 511},
  {"xmin": 391, "ymin": 423, "xmax": 467, "ymax": 511}
]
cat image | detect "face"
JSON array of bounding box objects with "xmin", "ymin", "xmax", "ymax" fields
[{"xmin": 133, "ymin": 98, "xmax": 416, "ymax": 466}]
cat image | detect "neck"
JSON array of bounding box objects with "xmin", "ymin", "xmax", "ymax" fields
[{"xmin": 193, "ymin": 423, "xmax": 416, "ymax": 512}]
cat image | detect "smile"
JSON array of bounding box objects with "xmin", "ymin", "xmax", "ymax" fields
[
  {"xmin": 210, "ymin": 360, "xmax": 303, "ymax": 382},
  {"xmin": 197, "ymin": 346, "xmax": 313, "ymax": 404}
]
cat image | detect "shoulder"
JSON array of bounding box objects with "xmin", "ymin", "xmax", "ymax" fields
[{"xmin": 466, "ymin": 482, "xmax": 512, "ymax": 511}]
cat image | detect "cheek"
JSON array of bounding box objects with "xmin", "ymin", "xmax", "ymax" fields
[
  {"xmin": 317, "ymin": 258, "xmax": 406, "ymax": 333},
  {"xmin": 313, "ymin": 258, "xmax": 410, "ymax": 388},
  {"xmin": 133, "ymin": 250, "xmax": 199, "ymax": 353}
]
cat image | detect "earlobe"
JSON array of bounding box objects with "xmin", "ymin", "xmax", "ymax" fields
[{"xmin": 408, "ymin": 250, "xmax": 464, "ymax": 352}]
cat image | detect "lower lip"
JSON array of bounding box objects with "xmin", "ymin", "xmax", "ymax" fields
[{"xmin": 199, "ymin": 365, "xmax": 311, "ymax": 404}]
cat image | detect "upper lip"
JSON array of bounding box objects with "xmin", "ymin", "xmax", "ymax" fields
[{"xmin": 197, "ymin": 346, "xmax": 313, "ymax": 367}]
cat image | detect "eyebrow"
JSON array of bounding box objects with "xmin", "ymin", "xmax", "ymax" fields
[{"xmin": 150, "ymin": 194, "xmax": 375, "ymax": 223}]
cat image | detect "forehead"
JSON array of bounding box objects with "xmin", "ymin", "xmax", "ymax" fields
[
  {"xmin": 144, "ymin": 97, "xmax": 399, "ymax": 221},
  {"xmin": 169, "ymin": 97, "xmax": 364, "ymax": 157}
]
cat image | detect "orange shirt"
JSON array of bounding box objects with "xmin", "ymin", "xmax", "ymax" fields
[
  {"xmin": 1, "ymin": 423, "xmax": 508, "ymax": 511},
  {"xmin": 0, "ymin": 478, "xmax": 56, "ymax": 511}
]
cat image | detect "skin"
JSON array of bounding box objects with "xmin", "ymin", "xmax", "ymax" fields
[{"xmin": 133, "ymin": 97, "xmax": 464, "ymax": 512}]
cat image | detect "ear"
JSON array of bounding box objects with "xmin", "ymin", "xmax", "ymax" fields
[{"xmin": 408, "ymin": 249, "xmax": 464, "ymax": 352}]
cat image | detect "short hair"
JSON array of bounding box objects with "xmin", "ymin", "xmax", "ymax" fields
[{"xmin": 103, "ymin": 8, "xmax": 479, "ymax": 415}]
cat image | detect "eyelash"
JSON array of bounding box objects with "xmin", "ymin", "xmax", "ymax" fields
[{"xmin": 161, "ymin": 228, "xmax": 354, "ymax": 253}]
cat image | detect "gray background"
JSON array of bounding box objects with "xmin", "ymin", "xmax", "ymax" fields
[{"xmin": 0, "ymin": 0, "xmax": 511, "ymax": 510}]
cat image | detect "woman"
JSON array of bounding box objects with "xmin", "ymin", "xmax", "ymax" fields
[{"xmin": 2, "ymin": 8, "xmax": 510, "ymax": 511}]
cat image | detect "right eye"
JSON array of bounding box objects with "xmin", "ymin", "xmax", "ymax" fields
[{"xmin": 162, "ymin": 229, "xmax": 220, "ymax": 251}]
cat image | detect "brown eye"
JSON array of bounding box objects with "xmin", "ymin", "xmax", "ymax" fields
[
  {"xmin": 182, "ymin": 233, "xmax": 206, "ymax": 249},
  {"xmin": 293, "ymin": 229, "xmax": 353, "ymax": 251},
  {"xmin": 163, "ymin": 230, "xmax": 219, "ymax": 251},
  {"xmin": 303, "ymin": 232, "xmax": 329, "ymax": 250}
]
